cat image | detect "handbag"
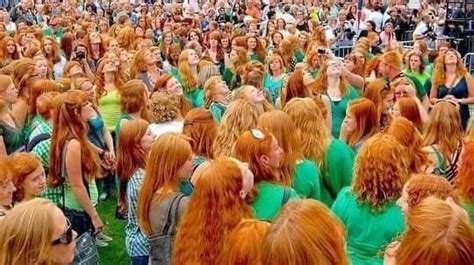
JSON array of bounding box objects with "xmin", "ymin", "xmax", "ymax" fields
[
  {"xmin": 74, "ymin": 232, "xmax": 99, "ymax": 265},
  {"xmin": 148, "ymin": 193, "xmax": 185, "ymax": 265}
]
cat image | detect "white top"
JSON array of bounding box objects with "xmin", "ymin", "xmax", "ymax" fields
[
  {"xmin": 369, "ymin": 11, "xmax": 384, "ymax": 32},
  {"xmin": 149, "ymin": 120, "xmax": 184, "ymax": 139}
]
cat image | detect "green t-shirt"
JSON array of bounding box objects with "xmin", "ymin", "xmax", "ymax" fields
[
  {"xmin": 404, "ymin": 70, "xmax": 430, "ymax": 89},
  {"xmin": 251, "ymin": 181, "xmax": 300, "ymax": 221},
  {"xmin": 331, "ymin": 187, "xmax": 405, "ymax": 265},
  {"xmin": 320, "ymin": 138, "xmax": 355, "ymax": 207},
  {"xmin": 98, "ymin": 89, "xmax": 122, "ymax": 132},
  {"xmin": 291, "ymin": 160, "xmax": 321, "ymax": 200},
  {"xmin": 64, "ymin": 180, "xmax": 99, "ymax": 211}
]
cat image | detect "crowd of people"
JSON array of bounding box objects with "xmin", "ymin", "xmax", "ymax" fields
[{"xmin": 0, "ymin": 0, "xmax": 473, "ymax": 264}]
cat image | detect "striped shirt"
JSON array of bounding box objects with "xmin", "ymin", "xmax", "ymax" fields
[{"xmin": 125, "ymin": 169, "xmax": 149, "ymax": 257}]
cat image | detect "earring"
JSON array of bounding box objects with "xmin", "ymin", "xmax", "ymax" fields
[{"xmin": 239, "ymin": 190, "xmax": 246, "ymax": 199}]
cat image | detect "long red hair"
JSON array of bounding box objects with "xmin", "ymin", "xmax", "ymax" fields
[
  {"xmin": 258, "ymin": 110, "xmax": 302, "ymax": 186},
  {"xmin": 387, "ymin": 117, "xmax": 429, "ymax": 173},
  {"xmin": 172, "ymin": 157, "xmax": 252, "ymax": 265},
  {"xmin": 262, "ymin": 199, "xmax": 348, "ymax": 265},
  {"xmin": 345, "ymin": 98, "xmax": 379, "ymax": 147},
  {"xmin": 455, "ymin": 141, "xmax": 474, "ymax": 202},
  {"xmin": 49, "ymin": 90, "xmax": 100, "ymax": 187},
  {"xmin": 233, "ymin": 128, "xmax": 280, "ymax": 184},
  {"xmin": 116, "ymin": 119, "xmax": 150, "ymax": 208},
  {"xmin": 183, "ymin": 109, "xmax": 216, "ymax": 159},
  {"xmin": 395, "ymin": 97, "xmax": 423, "ymax": 131},
  {"xmin": 137, "ymin": 133, "xmax": 192, "ymax": 236},
  {"xmin": 28, "ymin": 79, "xmax": 60, "ymax": 117},
  {"xmin": 94, "ymin": 58, "xmax": 124, "ymax": 99},
  {"xmin": 220, "ymin": 219, "xmax": 270, "ymax": 264}
]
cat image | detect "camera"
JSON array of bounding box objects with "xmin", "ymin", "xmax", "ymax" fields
[
  {"xmin": 317, "ymin": 48, "xmax": 327, "ymax": 54},
  {"xmin": 76, "ymin": 51, "xmax": 86, "ymax": 60}
]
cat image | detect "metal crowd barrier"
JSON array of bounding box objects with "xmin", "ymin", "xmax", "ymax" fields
[
  {"xmin": 400, "ymin": 30, "xmax": 414, "ymax": 42},
  {"xmin": 333, "ymin": 46, "xmax": 353, "ymax": 58},
  {"xmin": 463, "ymin": 53, "xmax": 474, "ymax": 75}
]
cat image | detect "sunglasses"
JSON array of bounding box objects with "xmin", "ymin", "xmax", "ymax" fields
[
  {"xmin": 250, "ymin": 129, "xmax": 265, "ymax": 140},
  {"xmin": 51, "ymin": 218, "xmax": 73, "ymax": 246}
]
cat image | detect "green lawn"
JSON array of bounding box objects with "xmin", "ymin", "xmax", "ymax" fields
[{"xmin": 97, "ymin": 195, "xmax": 129, "ymax": 265}]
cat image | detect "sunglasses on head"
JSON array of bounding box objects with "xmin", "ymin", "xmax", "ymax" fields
[
  {"xmin": 51, "ymin": 218, "xmax": 73, "ymax": 246},
  {"xmin": 250, "ymin": 129, "xmax": 265, "ymax": 140}
]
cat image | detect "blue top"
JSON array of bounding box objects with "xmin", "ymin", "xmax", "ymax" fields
[
  {"xmin": 263, "ymin": 73, "xmax": 286, "ymax": 106},
  {"xmin": 438, "ymin": 77, "xmax": 470, "ymax": 129},
  {"xmin": 125, "ymin": 168, "xmax": 150, "ymax": 257}
]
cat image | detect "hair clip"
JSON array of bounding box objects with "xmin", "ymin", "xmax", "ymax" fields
[{"xmin": 250, "ymin": 129, "xmax": 265, "ymax": 140}]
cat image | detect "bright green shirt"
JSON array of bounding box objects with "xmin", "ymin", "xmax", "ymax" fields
[
  {"xmin": 98, "ymin": 89, "xmax": 121, "ymax": 132},
  {"xmin": 461, "ymin": 198, "xmax": 474, "ymax": 224},
  {"xmin": 332, "ymin": 187, "xmax": 405, "ymax": 265},
  {"xmin": 64, "ymin": 180, "xmax": 99, "ymax": 210},
  {"xmin": 251, "ymin": 181, "xmax": 299, "ymax": 221},
  {"xmin": 404, "ymin": 70, "xmax": 430, "ymax": 88},
  {"xmin": 291, "ymin": 160, "xmax": 321, "ymax": 200},
  {"xmin": 320, "ymin": 139, "xmax": 355, "ymax": 207}
]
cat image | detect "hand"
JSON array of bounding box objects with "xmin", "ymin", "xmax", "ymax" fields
[
  {"xmin": 91, "ymin": 214, "xmax": 104, "ymax": 234},
  {"xmin": 104, "ymin": 151, "xmax": 116, "ymax": 165}
]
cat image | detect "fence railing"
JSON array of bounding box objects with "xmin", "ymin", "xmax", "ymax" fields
[{"xmin": 463, "ymin": 53, "xmax": 474, "ymax": 75}]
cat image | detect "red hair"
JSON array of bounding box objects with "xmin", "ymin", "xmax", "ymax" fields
[
  {"xmin": 49, "ymin": 90, "xmax": 100, "ymax": 187},
  {"xmin": 455, "ymin": 141, "xmax": 474, "ymax": 202},
  {"xmin": 119, "ymin": 80, "xmax": 148, "ymax": 118},
  {"xmin": 387, "ymin": 117, "xmax": 429, "ymax": 173},
  {"xmin": 396, "ymin": 197, "xmax": 474, "ymax": 265},
  {"xmin": 94, "ymin": 58, "xmax": 124, "ymax": 99},
  {"xmin": 28, "ymin": 79, "xmax": 60, "ymax": 117},
  {"xmin": 137, "ymin": 133, "xmax": 192, "ymax": 236},
  {"xmin": 282, "ymin": 69, "xmax": 311, "ymax": 108},
  {"xmin": 9, "ymin": 153, "xmax": 42, "ymax": 203},
  {"xmin": 405, "ymin": 174, "xmax": 455, "ymax": 210},
  {"xmin": 183, "ymin": 109, "xmax": 216, "ymax": 159},
  {"xmin": 396, "ymin": 97, "xmax": 423, "ymax": 131},
  {"xmin": 346, "ymin": 98, "xmax": 379, "ymax": 147},
  {"xmin": 173, "ymin": 157, "xmax": 252, "ymax": 265},
  {"xmin": 220, "ymin": 219, "xmax": 270, "ymax": 264},
  {"xmin": 353, "ymin": 133, "xmax": 409, "ymax": 209},
  {"xmin": 262, "ymin": 199, "xmax": 348, "ymax": 265},
  {"xmin": 258, "ymin": 110, "xmax": 302, "ymax": 186},
  {"xmin": 233, "ymin": 129, "xmax": 279, "ymax": 184},
  {"xmin": 116, "ymin": 119, "xmax": 149, "ymax": 208}
]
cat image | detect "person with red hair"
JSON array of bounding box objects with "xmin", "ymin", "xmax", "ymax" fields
[
  {"xmin": 454, "ymin": 141, "xmax": 474, "ymax": 222},
  {"xmin": 396, "ymin": 174, "xmax": 455, "ymax": 214},
  {"xmin": 9, "ymin": 153, "xmax": 45, "ymax": 204},
  {"xmin": 258, "ymin": 110, "xmax": 321, "ymax": 200},
  {"xmin": 220, "ymin": 219, "xmax": 270, "ymax": 264},
  {"xmin": 339, "ymin": 98, "xmax": 379, "ymax": 152},
  {"xmin": 173, "ymin": 157, "xmax": 254, "ymax": 265},
  {"xmin": 391, "ymin": 197, "xmax": 473, "ymax": 265},
  {"xmin": 262, "ymin": 199, "xmax": 348, "ymax": 265},
  {"xmin": 387, "ymin": 117, "xmax": 430, "ymax": 174},
  {"xmin": 332, "ymin": 133, "xmax": 408, "ymax": 265},
  {"xmin": 233, "ymin": 128, "xmax": 299, "ymax": 221},
  {"xmin": 0, "ymin": 157, "xmax": 15, "ymax": 218}
]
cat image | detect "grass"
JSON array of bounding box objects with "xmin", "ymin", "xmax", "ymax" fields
[{"xmin": 96, "ymin": 194, "xmax": 129, "ymax": 265}]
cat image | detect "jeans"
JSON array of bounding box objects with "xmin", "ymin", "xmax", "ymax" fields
[{"xmin": 131, "ymin": 256, "xmax": 149, "ymax": 265}]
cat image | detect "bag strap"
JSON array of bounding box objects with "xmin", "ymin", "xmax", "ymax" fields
[
  {"xmin": 168, "ymin": 194, "xmax": 185, "ymax": 235},
  {"xmin": 281, "ymin": 187, "xmax": 291, "ymax": 206},
  {"xmin": 27, "ymin": 132, "xmax": 51, "ymax": 152},
  {"xmin": 160, "ymin": 193, "xmax": 183, "ymax": 235}
]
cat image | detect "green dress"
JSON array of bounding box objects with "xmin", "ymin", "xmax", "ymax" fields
[
  {"xmin": 328, "ymin": 85, "xmax": 360, "ymax": 138},
  {"xmin": 291, "ymin": 159, "xmax": 321, "ymax": 200},
  {"xmin": 332, "ymin": 187, "xmax": 405, "ymax": 265},
  {"xmin": 320, "ymin": 138, "xmax": 355, "ymax": 207},
  {"xmin": 0, "ymin": 119, "xmax": 23, "ymax": 155},
  {"xmin": 251, "ymin": 181, "xmax": 300, "ymax": 221}
]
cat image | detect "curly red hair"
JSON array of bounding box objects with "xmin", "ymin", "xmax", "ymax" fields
[
  {"xmin": 405, "ymin": 174, "xmax": 455, "ymax": 210},
  {"xmin": 353, "ymin": 133, "xmax": 409, "ymax": 209}
]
